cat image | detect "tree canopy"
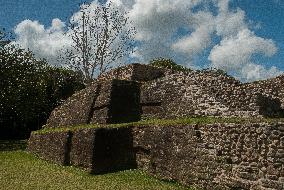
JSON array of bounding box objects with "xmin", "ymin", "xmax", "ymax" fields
[{"xmin": 0, "ymin": 45, "xmax": 84, "ymax": 139}]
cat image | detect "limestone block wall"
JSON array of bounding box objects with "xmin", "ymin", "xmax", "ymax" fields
[
  {"xmin": 28, "ymin": 127, "xmax": 136, "ymax": 174},
  {"xmin": 98, "ymin": 63, "xmax": 166, "ymax": 82},
  {"xmin": 46, "ymin": 64, "xmax": 284, "ymax": 128},
  {"xmin": 28, "ymin": 123, "xmax": 284, "ymax": 189},
  {"xmin": 141, "ymin": 71, "xmax": 283, "ymax": 118},
  {"xmin": 244, "ymin": 75, "xmax": 284, "ymax": 108},
  {"xmin": 46, "ymin": 79, "xmax": 141, "ymax": 127},
  {"xmin": 70, "ymin": 128, "xmax": 136, "ymax": 174},
  {"xmin": 46, "ymin": 84, "xmax": 100, "ymax": 127},
  {"xmin": 132, "ymin": 123, "xmax": 284, "ymax": 190},
  {"xmin": 27, "ymin": 131, "xmax": 72, "ymax": 165}
]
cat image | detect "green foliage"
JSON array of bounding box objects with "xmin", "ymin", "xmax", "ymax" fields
[
  {"xmin": 0, "ymin": 148, "xmax": 190, "ymax": 190},
  {"xmin": 0, "ymin": 140, "xmax": 27, "ymax": 151},
  {"xmin": 44, "ymin": 66, "xmax": 85, "ymax": 108},
  {"xmin": 215, "ymin": 68, "xmax": 228, "ymax": 76},
  {"xmin": 0, "ymin": 45, "xmax": 85, "ymax": 139},
  {"xmin": 149, "ymin": 58, "xmax": 191, "ymax": 72},
  {"xmin": 201, "ymin": 67, "xmax": 229, "ymax": 77}
]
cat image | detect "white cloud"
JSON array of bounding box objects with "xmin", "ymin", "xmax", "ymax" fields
[
  {"xmin": 216, "ymin": 8, "xmax": 247, "ymax": 37},
  {"xmin": 241, "ymin": 64, "xmax": 281, "ymax": 81},
  {"xmin": 127, "ymin": 0, "xmax": 200, "ymax": 40},
  {"xmin": 172, "ymin": 11, "xmax": 215, "ymax": 56},
  {"xmin": 209, "ymin": 29, "xmax": 278, "ymax": 80},
  {"xmin": 11, "ymin": 0, "xmax": 282, "ymax": 81},
  {"xmin": 13, "ymin": 19, "xmax": 71, "ymax": 65},
  {"xmin": 217, "ymin": 0, "xmax": 229, "ymax": 13}
]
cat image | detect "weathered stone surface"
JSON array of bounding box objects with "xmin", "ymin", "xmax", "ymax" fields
[
  {"xmin": 46, "ymin": 64, "xmax": 284, "ymax": 128},
  {"xmin": 132, "ymin": 123, "xmax": 284, "ymax": 190},
  {"xmin": 46, "ymin": 79, "xmax": 141, "ymax": 127},
  {"xmin": 141, "ymin": 70, "xmax": 284, "ymax": 119},
  {"xmin": 244, "ymin": 75, "xmax": 284, "ymax": 109},
  {"xmin": 46, "ymin": 84, "xmax": 100, "ymax": 127},
  {"xmin": 27, "ymin": 131, "xmax": 72, "ymax": 165},
  {"xmin": 28, "ymin": 122, "xmax": 284, "ymax": 189},
  {"xmin": 91, "ymin": 80, "xmax": 141, "ymax": 124},
  {"xmin": 69, "ymin": 129, "xmax": 96, "ymax": 171},
  {"xmin": 70, "ymin": 127, "xmax": 136, "ymax": 174},
  {"xmin": 28, "ymin": 64, "xmax": 284, "ymax": 189},
  {"xmin": 98, "ymin": 63, "xmax": 166, "ymax": 82}
]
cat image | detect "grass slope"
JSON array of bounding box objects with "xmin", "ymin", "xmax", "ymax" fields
[{"xmin": 0, "ymin": 141, "xmax": 191, "ymax": 190}]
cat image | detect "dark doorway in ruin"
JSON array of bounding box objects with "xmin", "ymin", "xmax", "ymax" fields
[{"xmin": 108, "ymin": 80, "xmax": 141, "ymax": 123}]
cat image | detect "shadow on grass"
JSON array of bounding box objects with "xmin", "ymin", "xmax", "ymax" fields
[{"xmin": 0, "ymin": 140, "xmax": 27, "ymax": 151}]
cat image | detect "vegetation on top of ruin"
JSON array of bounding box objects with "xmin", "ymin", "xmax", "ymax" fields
[
  {"xmin": 149, "ymin": 58, "xmax": 192, "ymax": 73},
  {"xmin": 149, "ymin": 57, "xmax": 231, "ymax": 78},
  {"xmin": 33, "ymin": 116, "xmax": 284, "ymax": 134}
]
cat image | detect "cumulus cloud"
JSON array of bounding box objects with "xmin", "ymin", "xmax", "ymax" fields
[
  {"xmin": 172, "ymin": 11, "xmax": 215, "ymax": 56},
  {"xmin": 11, "ymin": 0, "xmax": 282, "ymax": 81},
  {"xmin": 215, "ymin": 8, "xmax": 247, "ymax": 37},
  {"xmin": 13, "ymin": 19, "xmax": 71, "ymax": 65},
  {"xmin": 208, "ymin": 1, "xmax": 280, "ymax": 81},
  {"xmin": 209, "ymin": 29, "xmax": 277, "ymax": 71},
  {"xmin": 209, "ymin": 29, "xmax": 280, "ymax": 81},
  {"xmin": 241, "ymin": 64, "xmax": 281, "ymax": 81}
]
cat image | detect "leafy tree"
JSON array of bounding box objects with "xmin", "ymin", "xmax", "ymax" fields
[
  {"xmin": 0, "ymin": 45, "xmax": 47, "ymax": 138},
  {"xmin": 149, "ymin": 58, "xmax": 192, "ymax": 72},
  {"xmin": 0, "ymin": 45, "xmax": 84, "ymax": 139},
  {"xmin": 44, "ymin": 66, "xmax": 85, "ymax": 108},
  {"xmin": 61, "ymin": 1, "xmax": 136, "ymax": 84}
]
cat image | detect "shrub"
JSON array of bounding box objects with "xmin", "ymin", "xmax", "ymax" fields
[{"xmin": 149, "ymin": 58, "xmax": 191, "ymax": 72}]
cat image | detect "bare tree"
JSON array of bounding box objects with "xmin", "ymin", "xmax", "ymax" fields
[{"xmin": 61, "ymin": 1, "xmax": 136, "ymax": 84}]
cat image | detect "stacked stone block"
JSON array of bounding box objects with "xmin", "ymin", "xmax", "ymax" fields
[
  {"xmin": 141, "ymin": 71, "xmax": 283, "ymax": 119},
  {"xmin": 28, "ymin": 123, "xmax": 284, "ymax": 189},
  {"xmin": 27, "ymin": 131, "xmax": 72, "ymax": 165},
  {"xmin": 28, "ymin": 63, "xmax": 284, "ymax": 190},
  {"xmin": 46, "ymin": 64, "xmax": 284, "ymax": 126},
  {"xmin": 70, "ymin": 127, "xmax": 136, "ymax": 174},
  {"xmin": 132, "ymin": 123, "xmax": 284, "ymax": 190},
  {"xmin": 98, "ymin": 63, "xmax": 166, "ymax": 82},
  {"xmin": 46, "ymin": 79, "xmax": 141, "ymax": 127}
]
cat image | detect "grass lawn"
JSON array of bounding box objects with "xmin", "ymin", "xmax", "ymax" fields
[{"xmin": 0, "ymin": 141, "xmax": 191, "ymax": 190}]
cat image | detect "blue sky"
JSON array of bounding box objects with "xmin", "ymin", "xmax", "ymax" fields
[
  {"xmin": 0, "ymin": 0, "xmax": 92, "ymax": 33},
  {"xmin": 0, "ymin": 0, "xmax": 283, "ymax": 81},
  {"xmin": 231, "ymin": 0, "xmax": 284, "ymax": 69}
]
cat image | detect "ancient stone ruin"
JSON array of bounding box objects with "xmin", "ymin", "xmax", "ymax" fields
[{"xmin": 28, "ymin": 63, "xmax": 284, "ymax": 189}]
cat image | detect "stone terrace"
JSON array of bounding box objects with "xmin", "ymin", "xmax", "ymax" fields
[
  {"xmin": 29, "ymin": 63, "xmax": 284, "ymax": 190},
  {"xmin": 46, "ymin": 63, "xmax": 284, "ymax": 128},
  {"xmin": 28, "ymin": 121, "xmax": 284, "ymax": 190}
]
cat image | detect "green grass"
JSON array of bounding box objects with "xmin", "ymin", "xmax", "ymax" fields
[
  {"xmin": 0, "ymin": 141, "xmax": 191, "ymax": 190},
  {"xmin": 35, "ymin": 116, "xmax": 284, "ymax": 134}
]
